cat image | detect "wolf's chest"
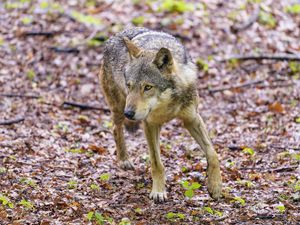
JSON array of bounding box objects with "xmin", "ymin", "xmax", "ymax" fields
[{"xmin": 146, "ymin": 103, "xmax": 181, "ymax": 124}]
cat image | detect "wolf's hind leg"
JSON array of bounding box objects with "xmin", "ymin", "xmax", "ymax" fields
[
  {"xmin": 143, "ymin": 121, "xmax": 167, "ymax": 202},
  {"xmin": 112, "ymin": 112, "xmax": 134, "ymax": 170},
  {"xmin": 182, "ymin": 111, "xmax": 222, "ymax": 199}
]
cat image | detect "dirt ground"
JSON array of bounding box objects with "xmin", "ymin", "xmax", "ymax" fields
[{"xmin": 0, "ymin": 0, "xmax": 300, "ymax": 224}]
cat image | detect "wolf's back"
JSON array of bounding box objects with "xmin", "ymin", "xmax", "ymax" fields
[
  {"xmin": 103, "ymin": 27, "xmax": 191, "ymax": 68},
  {"xmin": 103, "ymin": 27, "xmax": 149, "ymax": 66}
]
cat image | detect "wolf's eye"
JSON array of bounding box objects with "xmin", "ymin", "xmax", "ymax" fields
[
  {"xmin": 126, "ymin": 83, "xmax": 131, "ymax": 88},
  {"xmin": 144, "ymin": 85, "xmax": 153, "ymax": 92}
]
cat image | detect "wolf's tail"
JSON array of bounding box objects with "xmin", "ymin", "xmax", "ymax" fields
[{"xmin": 124, "ymin": 119, "xmax": 140, "ymax": 133}]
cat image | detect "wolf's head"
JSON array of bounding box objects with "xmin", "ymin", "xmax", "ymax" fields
[{"xmin": 122, "ymin": 37, "xmax": 176, "ymax": 121}]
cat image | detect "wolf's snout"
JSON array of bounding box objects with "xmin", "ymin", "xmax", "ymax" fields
[{"xmin": 124, "ymin": 110, "xmax": 135, "ymax": 120}]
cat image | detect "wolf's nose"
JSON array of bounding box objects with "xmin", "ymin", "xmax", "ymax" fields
[{"xmin": 124, "ymin": 110, "xmax": 135, "ymax": 120}]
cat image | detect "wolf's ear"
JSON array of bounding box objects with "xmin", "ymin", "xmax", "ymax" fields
[
  {"xmin": 123, "ymin": 37, "xmax": 142, "ymax": 59},
  {"xmin": 153, "ymin": 48, "xmax": 173, "ymax": 73}
]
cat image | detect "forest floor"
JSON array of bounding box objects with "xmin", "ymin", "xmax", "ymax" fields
[{"xmin": 0, "ymin": 0, "xmax": 300, "ymax": 224}]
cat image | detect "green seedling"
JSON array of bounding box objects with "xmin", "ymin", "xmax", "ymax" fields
[
  {"xmin": 99, "ymin": 173, "xmax": 111, "ymax": 182},
  {"xmin": 181, "ymin": 180, "xmax": 201, "ymax": 198},
  {"xmin": 19, "ymin": 199, "xmax": 34, "ymax": 210},
  {"xmin": 0, "ymin": 194, "xmax": 14, "ymax": 208}
]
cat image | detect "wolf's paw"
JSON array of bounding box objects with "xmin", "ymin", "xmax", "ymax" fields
[
  {"xmin": 207, "ymin": 177, "xmax": 222, "ymax": 200},
  {"xmin": 119, "ymin": 160, "xmax": 134, "ymax": 170},
  {"xmin": 150, "ymin": 190, "xmax": 167, "ymax": 203}
]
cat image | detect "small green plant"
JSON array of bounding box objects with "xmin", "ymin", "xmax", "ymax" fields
[
  {"xmin": 87, "ymin": 38, "xmax": 104, "ymax": 47},
  {"xmin": 294, "ymin": 180, "xmax": 300, "ymax": 192},
  {"xmin": 67, "ymin": 180, "xmax": 77, "ymax": 189},
  {"xmin": 99, "ymin": 173, "xmax": 111, "ymax": 182},
  {"xmin": 20, "ymin": 178, "xmax": 37, "ymax": 188},
  {"xmin": 87, "ymin": 211, "xmax": 94, "ymax": 221},
  {"xmin": 289, "ymin": 61, "xmax": 300, "ymax": 74},
  {"xmin": 181, "ymin": 166, "xmax": 188, "ymax": 173},
  {"xmin": 203, "ymin": 206, "xmax": 213, "ymax": 214},
  {"xmin": 286, "ymin": 4, "xmax": 300, "ymax": 14},
  {"xmin": 161, "ymin": 0, "xmax": 194, "ymax": 13},
  {"xmin": 243, "ymin": 147, "xmax": 255, "ymax": 156},
  {"xmin": 258, "ymin": 11, "xmax": 276, "ymax": 28},
  {"xmin": 90, "ymin": 183, "xmax": 100, "ymax": 190},
  {"xmin": 5, "ymin": 2, "xmax": 25, "ymax": 9},
  {"xmin": 225, "ymin": 160, "xmax": 235, "ymax": 168},
  {"xmin": 132, "ymin": 16, "xmax": 145, "ymax": 26},
  {"xmin": 103, "ymin": 120, "xmax": 113, "ymax": 128},
  {"xmin": 0, "ymin": 36, "xmax": 3, "ymax": 46},
  {"xmin": 54, "ymin": 122, "xmax": 69, "ymax": 133},
  {"xmin": 231, "ymin": 196, "xmax": 246, "ymax": 206},
  {"xmin": 196, "ymin": 59, "xmax": 209, "ymax": 72},
  {"xmin": 26, "ymin": 69, "xmax": 35, "ymax": 80},
  {"xmin": 166, "ymin": 212, "xmax": 185, "ymax": 221},
  {"xmin": 227, "ymin": 58, "xmax": 239, "ymax": 69},
  {"xmin": 0, "ymin": 194, "xmax": 14, "ymax": 208},
  {"xmin": 181, "ymin": 181, "xmax": 201, "ymax": 198},
  {"xmin": 65, "ymin": 148, "xmax": 84, "ymax": 154},
  {"xmin": 119, "ymin": 218, "xmax": 131, "ymax": 225},
  {"xmin": 292, "ymin": 153, "xmax": 300, "ymax": 161},
  {"xmin": 0, "ymin": 167, "xmax": 6, "ymax": 174},
  {"xmin": 203, "ymin": 206, "xmax": 223, "ymax": 217},
  {"xmin": 71, "ymin": 11, "xmax": 101, "ymax": 26},
  {"xmin": 21, "ymin": 17, "xmax": 32, "ymax": 25},
  {"xmin": 19, "ymin": 199, "xmax": 34, "ymax": 210},
  {"xmin": 87, "ymin": 211, "xmax": 114, "ymax": 224},
  {"xmin": 276, "ymin": 204, "xmax": 286, "ymax": 213},
  {"xmin": 40, "ymin": 1, "xmax": 49, "ymax": 9},
  {"xmin": 236, "ymin": 179, "xmax": 254, "ymax": 188},
  {"xmin": 134, "ymin": 207, "xmax": 142, "ymax": 214},
  {"xmin": 295, "ymin": 117, "xmax": 300, "ymax": 123}
]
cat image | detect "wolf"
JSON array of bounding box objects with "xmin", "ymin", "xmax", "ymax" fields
[{"xmin": 99, "ymin": 27, "xmax": 222, "ymax": 202}]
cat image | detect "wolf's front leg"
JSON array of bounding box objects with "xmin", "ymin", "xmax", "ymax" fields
[
  {"xmin": 183, "ymin": 112, "xmax": 222, "ymax": 199},
  {"xmin": 112, "ymin": 113, "xmax": 134, "ymax": 170},
  {"xmin": 143, "ymin": 121, "xmax": 167, "ymax": 202}
]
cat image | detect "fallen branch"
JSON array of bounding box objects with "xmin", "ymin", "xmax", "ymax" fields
[
  {"xmin": 0, "ymin": 117, "xmax": 25, "ymax": 125},
  {"xmin": 252, "ymin": 214, "xmax": 281, "ymax": 220},
  {"xmin": 62, "ymin": 101, "xmax": 110, "ymax": 112},
  {"xmin": 270, "ymin": 144, "xmax": 300, "ymax": 151},
  {"xmin": 228, "ymin": 145, "xmax": 244, "ymax": 151},
  {"xmin": 221, "ymin": 53, "xmax": 300, "ymax": 62},
  {"xmin": 231, "ymin": 5, "xmax": 260, "ymax": 33},
  {"xmin": 241, "ymin": 165, "xmax": 298, "ymax": 172},
  {"xmin": 22, "ymin": 31, "xmax": 55, "ymax": 37},
  {"xmin": 209, "ymin": 79, "xmax": 264, "ymax": 93},
  {"xmin": 257, "ymin": 82, "xmax": 295, "ymax": 89},
  {"xmin": 267, "ymin": 165, "xmax": 298, "ymax": 173},
  {"xmin": 49, "ymin": 47, "xmax": 79, "ymax": 54},
  {"xmin": 228, "ymin": 144, "xmax": 300, "ymax": 151},
  {"xmin": 0, "ymin": 93, "xmax": 40, "ymax": 99}
]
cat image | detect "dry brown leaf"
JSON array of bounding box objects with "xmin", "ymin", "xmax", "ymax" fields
[
  {"xmin": 268, "ymin": 101, "xmax": 284, "ymax": 113},
  {"xmin": 88, "ymin": 144, "xmax": 107, "ymax": 154}
]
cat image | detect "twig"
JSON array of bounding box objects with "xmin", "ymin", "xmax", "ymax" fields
[
  {"xmin": 252, "ymin": 214, "xmax": 281, "ymax": 220},
  {"xmin": 270, "ymin": 145, "xmax": 300, "ymax": 151},
  {"xmin": 266, "ymin": 165, "xmax": 298, "ymax": 173},
  {"xmin": 49, "ymin": 47, "xmax": 79, "ymax": 54},
  {"xmin": 231, "ymin": 5, "xmax": 260, "ymax": 33},
  {"xmin": 241, "ymin": 165, "xmax": 298, "ymax": 172},
  {"xmin": 62, "ymin": 101, "xmax": 110, "ymax": 112},
  {"xmin": 0, "ymin": 117, "xmax": 25, "ymax": 125},
  {"xmin": 221, "ymin": 53, "xmax": 300, "ymax": 62},
  {"xmin": 22, "ymin": 31, "xmax": 55, "ymax": 37},
  {"xmin": 257, "ymin": 82, "xmax": 295, "ymax": 89},
  {"xmin": 0, "ymin": 93, "xmax": 40, "ymax": 99},
  {"xmin": 228, "ymin": 145, "xmax": 244, "ymax": 151},
  {"xmin": 228, "ymin": 144, "xmax": 300, "ymax": 151},
  {"xmin": 209, "ymin": 79, "xmax": 264, "ymax": 93}
]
